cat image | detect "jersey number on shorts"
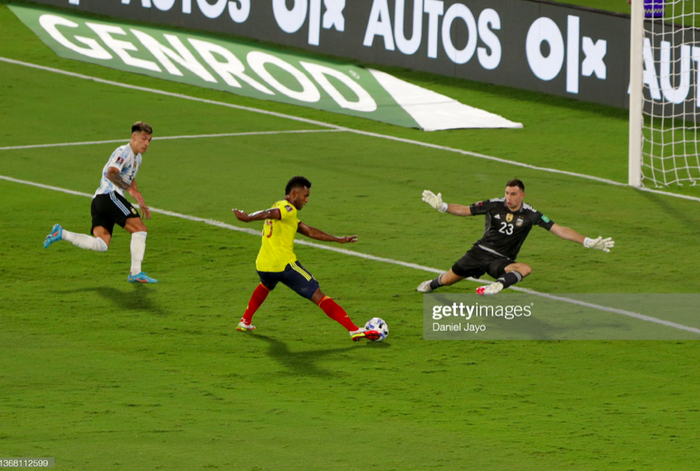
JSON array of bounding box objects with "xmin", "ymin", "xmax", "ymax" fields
[{"xmin": 498, "ymin": 222, "xmax": 514, "ymax": 235}]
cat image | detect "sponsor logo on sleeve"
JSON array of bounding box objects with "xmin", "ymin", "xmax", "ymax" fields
[
  {"xmin": 541, "ymin": 215, "xmax": 551, "ymax": 223},
  {"xmin": 116, "ymin": 157, "xmax": 124, "ymax": 164},
  {"xmin": 285, "ymin": 205, "xmax": 294, "ymax": 212}
]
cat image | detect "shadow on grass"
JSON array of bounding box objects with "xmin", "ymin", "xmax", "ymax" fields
[
  {"xmin": 249, "ymin": 334, "xmax": 386, "ymax": 377},
  {"xmin": 638, "ymin": 190, "xmax": 700, "ymax": 233},
  {"xmin": 51, "ymin": 285, "xmax": 167, "ymax": 316}
]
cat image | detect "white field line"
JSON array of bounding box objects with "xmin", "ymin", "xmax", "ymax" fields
[
  {"xmin": 2, "ymin": 173, "xmax": 699, "ymax": 335},
  {"xmin": 0, "ymin": 57, "xmax": 343, "ymax": 129},
  {"xmin": 3, "ymin": 57, "xmax": 700, "ymax": 203},
  {"xmin": 0, "ymin": 130, "xmax": 343, "ymax": 151}
]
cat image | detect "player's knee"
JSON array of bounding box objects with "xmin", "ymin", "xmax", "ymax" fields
[
  {"xmin": 519, "ymin": 265, "xmax": 532, "ymax": 277},
  {"xmin": 95, "ymin": 238, "xmax": 108, "ymax": 252},
  {"xmin": 311, "ymin": 289, "xmax": 324, "ymax": 305},
  {"xmin": 126, "ymin": 218, "xmax": 147, "ymax": 233},
  {"xmin": 441, "ymin": 270, "xmax": 462, "ymax": 286}
]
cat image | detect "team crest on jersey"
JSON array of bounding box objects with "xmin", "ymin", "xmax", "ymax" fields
[
  {"xmin": 515, "ymin": 218, "xmax": 524, "ymax": 227},
  {"xmin": 506, "ymin": 213, "xmax": 513, "ymax": 222},
  {"xmin": 285, "ymin": 205, "xmax": 294, "ymax": 212}
]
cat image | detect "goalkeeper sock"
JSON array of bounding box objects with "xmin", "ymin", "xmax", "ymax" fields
[
  {"xmin": 497, "ymin": 271, "xmax": 523, "ymax": 289},
  {"xmin": 242, "ymin": 283, "xmax": 270, "ymax": 325},
  {"xmin": 130, "ymin": 232, "xmax": 147, "ymax": 276},
  {"xmin": 62, "ymin": 230, "xmax": 108, "ymax": 252},
  {"xmin": 429, "ymin": 274, "xmax": 445, "ymax": 291},
  {"xmin": 318, "ymin": 296, "xmax": 358, "ymax": 331}
]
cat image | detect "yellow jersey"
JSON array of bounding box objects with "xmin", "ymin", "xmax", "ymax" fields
[{"xmin": 255, "ymin": 200, "xmax": 299, "ymax": 272}]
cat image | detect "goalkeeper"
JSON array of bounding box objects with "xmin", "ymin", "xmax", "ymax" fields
[{"xmin": 417, "ymin": 179, "xmax": 614, "ymax": 296}]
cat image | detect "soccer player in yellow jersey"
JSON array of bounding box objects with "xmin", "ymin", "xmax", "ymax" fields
[{"xmin": 233, "ymin": 176, "xmax": 381, "ymax": 342}]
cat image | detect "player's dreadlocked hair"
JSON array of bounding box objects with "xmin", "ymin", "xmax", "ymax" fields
[
  {"xmin": 285, "ymin": 176, "xmax": 312, "ymax": 195},
  {"xmin": 132, "ymin": 121, "xmax": 153, "ymax": 135},
  {"xmin": 506, "ymin": 179, "xmax": 525, "ymax": 191}
]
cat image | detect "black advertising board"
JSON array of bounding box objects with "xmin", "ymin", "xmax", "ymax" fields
[{"xmin": 21, "ymin": 0, "xmax": 696, "ymax": 116}]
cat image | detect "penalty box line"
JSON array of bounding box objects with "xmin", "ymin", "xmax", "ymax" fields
[
  {"xmin": 3, "ymin": 57, "xmax": 700, "ymax": 204},
  {"xmin": 2, "ymin": 174, "xmax": 700, "ymax": 336},
  {"xmin": 0, "ymin": 130, "xmax": 343, "ymax": 152}
]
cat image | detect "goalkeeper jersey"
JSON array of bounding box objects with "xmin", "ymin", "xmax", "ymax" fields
[
  {"xmin": 255, "ymin": 200, "xmax": 299, "ymax": 272},
  {"xmin": 469, "ymin": 198, "xmax": 554, "ymax": 260}
]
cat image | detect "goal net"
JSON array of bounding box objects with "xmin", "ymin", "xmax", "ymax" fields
[{"xmin": 629, "ymin": 0, "xmax": 700, "ymax": 187}]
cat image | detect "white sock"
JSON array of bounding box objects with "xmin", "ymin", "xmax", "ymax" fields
[
  {"xmin": 62, "ymin": 230, "xmax": 108, "ymax": 252},
  {"xmin": 130, "ymin": 232, "xmax": 147, "ymax": 276}
]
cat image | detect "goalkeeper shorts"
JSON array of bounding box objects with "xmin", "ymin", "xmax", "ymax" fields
[{"xmin": 451, "ymin": 246, "xmax": 515, "ymax": 280}]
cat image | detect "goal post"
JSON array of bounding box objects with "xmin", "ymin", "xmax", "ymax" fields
[
  {"xmin": 629, "ymin": 0, "xmax": 644, "ymax": 187},
  {"xmin": 628, "ymin": 0, "xmax": 700, "ymax": 188}
]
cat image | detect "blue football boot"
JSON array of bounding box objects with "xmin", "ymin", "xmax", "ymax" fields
[
  {"xmin": 127, "ymin": 272, "xmax": 158, "ymax": 283},
  {"xmin": 43, "ymin": 224, "xmax": 63, "ymax": 248}
]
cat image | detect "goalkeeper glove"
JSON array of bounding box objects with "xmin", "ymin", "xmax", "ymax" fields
[
  {"xmin": 422, "ymin": 190, "xmax": 448, "ymax": 212},
  {"xmin": 583, "ymin": 236, "xmax": 615, "ymax": 253}
]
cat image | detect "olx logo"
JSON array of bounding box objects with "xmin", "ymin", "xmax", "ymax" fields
[
  {"xmin": 526, "ymin": 15, "xmax": 607, "ymax": 94},
  {"xmin": 273, "ymin": 0, "xmax": 346, "ymax": 46}
]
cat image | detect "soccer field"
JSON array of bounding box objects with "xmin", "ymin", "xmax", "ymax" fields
[{"xmin": 1, "ymin": 2, "xmax": 700, "ymax": 470}]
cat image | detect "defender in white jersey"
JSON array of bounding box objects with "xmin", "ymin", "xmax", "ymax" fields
[{"xmin": 43, "ymin": 122, "xmax": 158, "ymax": 283}]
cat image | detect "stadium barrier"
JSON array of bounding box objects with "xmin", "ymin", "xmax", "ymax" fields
[{"xmin": 22, "ymin": 0, "xmax": 694, "ymax": 118}]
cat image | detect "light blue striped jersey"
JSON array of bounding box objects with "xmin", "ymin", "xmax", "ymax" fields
[{"xmin": 94, "ymin": 143, "xmax": 142, "ymax": 198}]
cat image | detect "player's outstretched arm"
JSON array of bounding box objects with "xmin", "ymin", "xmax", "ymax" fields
[
  {"xmin": 297, "ymin": 222, "xmax": 357, "ymax": 244},
  {"xmin": 232, "ymin": 208, "xmax": 281, "ymax": 223},
  {"xmin": 550, "ymin": 224, "xmax": 614, "ymax": 252},
  {"xmin": 127, "ymin": 179, "xmax": 151, "ymax": 220},
  {"xmin": 421, "ymin": 190, "xmax": 472, "ymax": 216}
]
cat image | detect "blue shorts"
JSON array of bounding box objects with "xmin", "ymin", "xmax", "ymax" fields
[{"xmin": 257, "ymin": 261, "xmax": 320, "ymax": 300}]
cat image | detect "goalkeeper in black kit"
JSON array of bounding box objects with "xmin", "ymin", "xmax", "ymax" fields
[{"xmin": 416, "ymin": 179, "xmax": 614, "ymax": 296}]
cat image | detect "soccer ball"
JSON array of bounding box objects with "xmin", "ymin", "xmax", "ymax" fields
[{"xmin": 365, "ymin": 317, "xmax": 389, "ymax": 342}]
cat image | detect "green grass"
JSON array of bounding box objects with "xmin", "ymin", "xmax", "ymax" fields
[
  {"xmin": 1, "ymin": 3, "xmax": 700, "ymax": 470},
  {"xmin": 554, "ymin": 0, "xmax": 633, "ymax": 14},
  {"xmin": 561, "ymin": 0, "xmax": 700, "ymax": 27}
]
